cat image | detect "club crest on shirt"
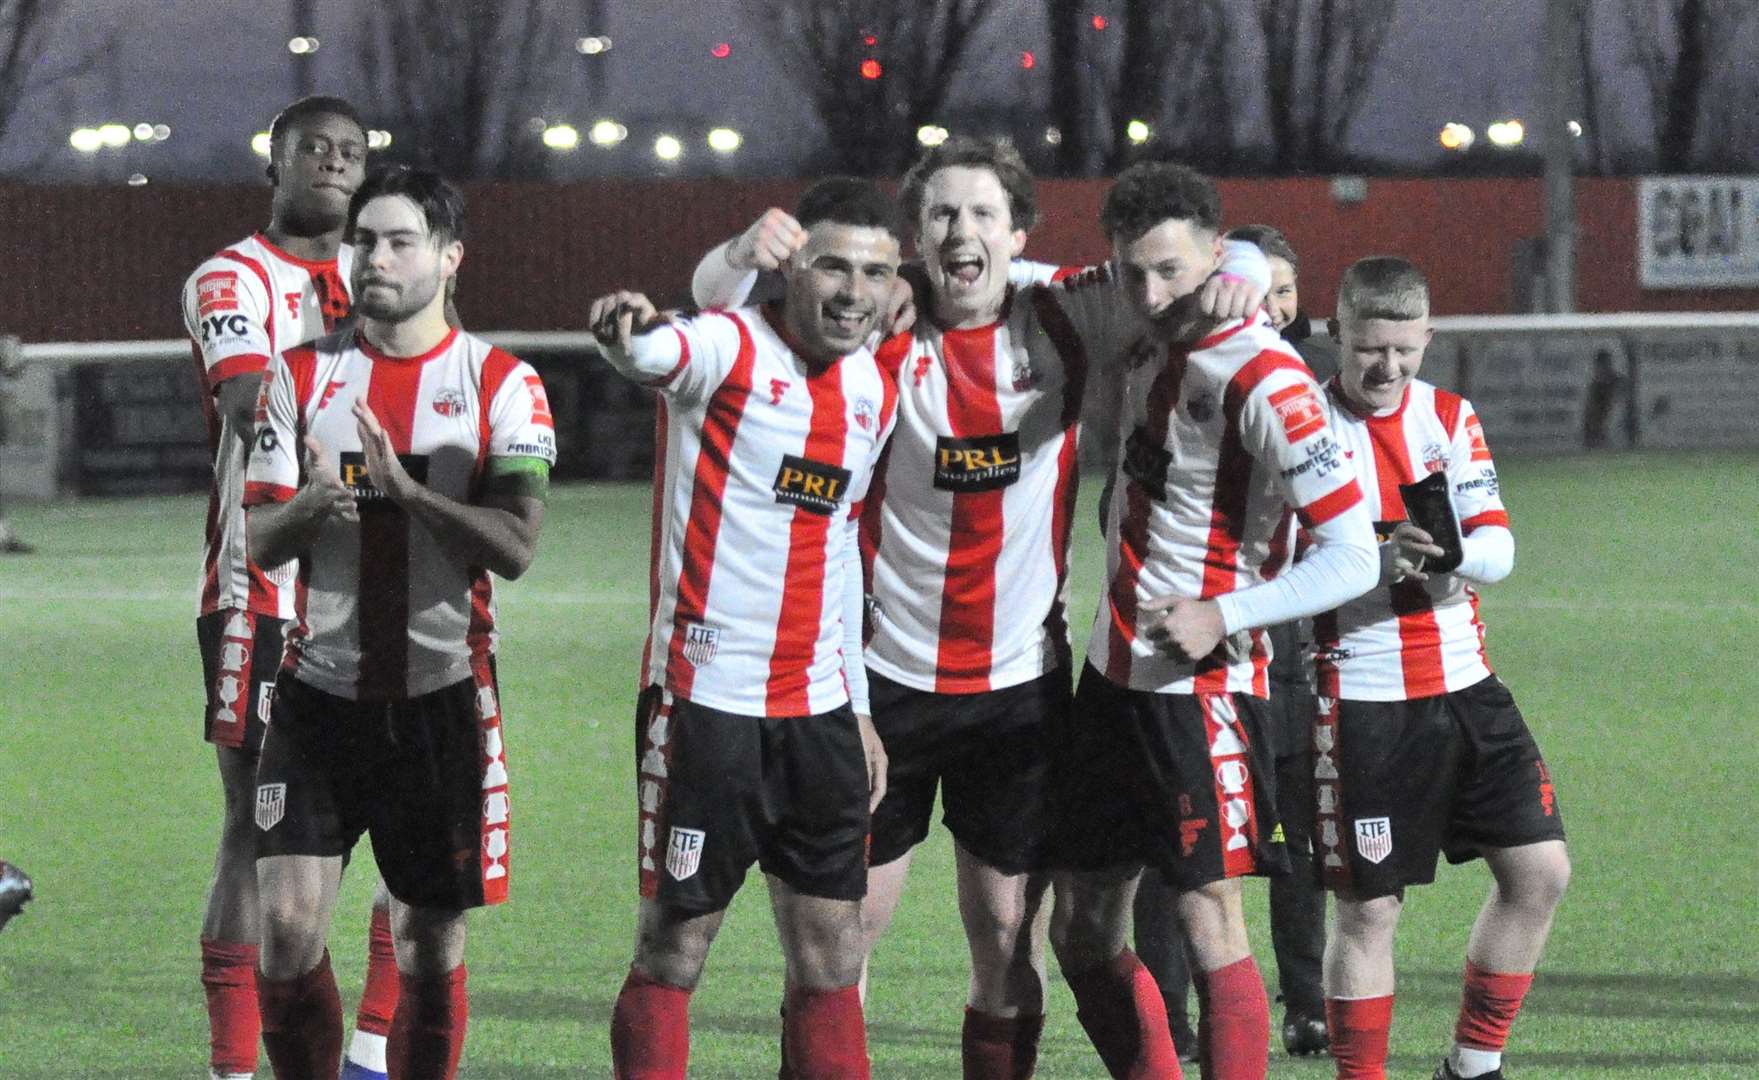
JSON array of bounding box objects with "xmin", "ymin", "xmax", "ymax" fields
[
  {"xmin": 1011, "ymin": 357, "xmax": 1039, "ymax": 393},
  {"xmin": 1354, "ymin": 816, "xmax": 1393, "ymax": 864},
  {"xmin": 682, "ymin": 623, "xmax": 720, "ymax": 667},
  {"xmin": 773, "ymin": 454, "xmax": 851, "ymax": 516},
  {"xmin": 666, "ymin": 826, "xmax": 706, "ymax": 881},
  {"xmin": 933, "ymin": 433, "xmax": 1021, "ymax": 492},
  {"xmin": 853, "ymin": 395, "xmax": 877, "ymax": 432},
  {"xmin": 255, "ymin": 783, "xmax": 287, "ymax": 831},
  {"xmin": 1421, "ymin": 442, "xmax": 1449, "ymax": 473},
  {"xmin": 432, "ymin": 390, "xmax": 468, "ymax": 418}
]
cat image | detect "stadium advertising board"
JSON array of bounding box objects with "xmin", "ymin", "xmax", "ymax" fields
[
  {"xmin": 70, "ymin": 361, "xmax": 212, "ymax": 495},
  {"xmin": 1637, "ymin": 176, "xmax": 1759, "ymax": 288}
]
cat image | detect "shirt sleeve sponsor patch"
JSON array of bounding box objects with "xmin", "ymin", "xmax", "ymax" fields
[
  {"xmin": 525, "ymin": 374, "xmax": 554, "ymax": 429},
  {"xmin": 932, "ymin": 432, "xmax": 1021, "ymax": 492},
  {"xmin": 1268, "ymin": 382, "xmax": 1326, "ymax": 443},
  {"xmin": 773, "ymin": 454, "xmax": 852, "ymax": 516},
  {"xmin": 197, "ymin": 271, "xmax": 241, "ymax": 317},
  {"xmin": 1465, "ymin": 416, "xmax": 1492, "ymax": 461}
]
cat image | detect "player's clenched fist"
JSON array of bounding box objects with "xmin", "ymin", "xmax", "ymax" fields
[
  {"xmin": 588, "ymin": 291, "xmax": 665, "ymax": 361},
  {"xmin": 727, "ymin": 207, "xmax": 808, "ymax": 272},
  {"xmin": 1194, "ymin": 268, "xmax": 1267, "ymax": 323},
  {"xmin": 296, "ymin": 433, "xmax": 359, "ymax": 524},
  {"xmin": 1140, "ymin": 593, "xmax": 1226, "ymax": 664}
]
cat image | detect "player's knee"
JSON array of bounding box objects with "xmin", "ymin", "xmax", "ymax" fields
[
  {"xmin": 1333, "ymin": 892, "xmax": 1402, "ymax": 942},
  {"xmin": 1507, "ymin": 847, "xmax": 1570, "ymax": 913},
  {"xmin": 634, "ymin": 919, "xmax": 713, "ymax": 990},
  {"xmin": 257, "ymin": 890, "xmax": 323, "ymax": 973}
]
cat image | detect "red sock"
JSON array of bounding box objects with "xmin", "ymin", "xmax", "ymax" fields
[
  {"xmin": 386, "ymin": 965, "xmax": 468, "ymax": 1080},
  {"xmin": 356, "ymin": 906, "xmax": 400, "ymax": 1037},
  {"xmin": 1326, "ymin": 995, "xmax": 1394, "ymax": 1080},
  {"xmin": 257, "ymin": 950, "xmax": 344, "ymax": 1080},
  {"xmin": 1454, "ymin": 961, "xmax": 1533, "ymax": 1051},
  {"xmin": 1063, "ymin": 949, "xmax": 1182, "ymax": 1080},
  {"xmin": 611, "ymin": 968, "xmax": 692, "ymax": 1079},
  {"xmin": 201, "ymin": 937, "xmax": 261, "ymax": 1076},
  {"xmin": 961, "ymin": 1008, "xmax": 1044, "ymax": 1080},
  {"xmin": 783, "ymin": 984, "xmax": 870, "ymax": 1080},
  {"xmin": 1199, "ymin": 956, "xmax": 1268, "ymax": 1080}
]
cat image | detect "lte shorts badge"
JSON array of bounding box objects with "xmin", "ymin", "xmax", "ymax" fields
[
  {"xmin": 683, "ymin": 623, "xmax": 720, "ymax": 667},
  {"xmin": 255, "ymin": 783, "xmax": 287, "ymax": 831},
  {"xmin": 1354, "ymin": 816, "xmax": 1393, "ymax": 865},
  {"xmin": 666, "ymin": 826, "xmax": 706, "ymax": 881}
]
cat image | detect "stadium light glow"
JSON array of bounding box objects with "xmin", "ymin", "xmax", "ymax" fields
[
  {"xmin": 1125, "ymin": 119, "xmax": 1151, "ymax": 144},
  {"xmin": 1043, "ymin": 126, "xmax": 1063, "ymax": 146},
  {"xmin": 1438, "ymin": 122, "xmax": 1474, "ymax": 151},
  {"xmin": 542, "ymin": 124, "xmax": 580, "ymax": 151},
  {"xmin": 133, "ymin": 123, "xmax": 154, "ymax": 141},
  {"xmin": 575, "ymin": 35, "xmax": 611, "ymax": 54},
  {"xmin": 152, "ymin": 123, "xmax": 171, "ymax": 141},
  {"xmin": 654, "ymin": 134, "xmax": 683, "ymax": 161},
  {"xmin": 251, "ymin": 131, "xmax": 272, "ymax": 157},
  {"xmin": 1567, "ymin": 119, "xmax": 1584, "ymax": 137},
  {"xmin": 97, "ymin": 123, "xmax": 131, "ymax": 148},
  {"xmin": 707, "ymin": 127, "xmax": 742, "ymax": 153},
  {"xmin": 589, "ymin": 120, "xmax": 628, "ymax": 147},
  {"xmin": 126, "ymin": 173, "xmax": 149, "ymax": 186},
  {"xmin": 367, "ymin": 130, "xmax": 393, "ymax": 150},
  {"xmin": 69, "ymin": 128, "xmax": 102, "ymax": 153},
  {"xmin": 288, "ymin": 36, "xmax": 319, "ymax": 55},
  {"xmin": 916, "ymin": 125, "xmax": 949, "ymax": 147},
  {"xmin": 1486, "ymin": 119, "xmax": 1524, "ymax": 147}
]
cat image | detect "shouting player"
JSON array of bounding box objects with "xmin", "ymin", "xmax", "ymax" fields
[
  {"xmin": 600, "ymin": 177, "xmax": 902, "ymax": 1080},
  {"xmin": 1045, "ymin": 161, "xmax": 1379, "ymax": 1079},
  {"xmin": 179, "ymin": 94, "xmax": 403, "ymax": 1080},
  {"xmin": 243, "ymin": 166, "xmax": 554, "ymax": 1080},
  {"xmin": 1310, "ymin": 257, "xmax": 1569, "ymax": 1080},
  {"xmin": 688, "ymin": 137, "xmax": 1268, "ymax": 1079}
]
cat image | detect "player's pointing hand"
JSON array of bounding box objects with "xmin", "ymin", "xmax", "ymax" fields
[{"xmin": 1140, "ymin": 593, "xmax": 1226, "ymax": 664}]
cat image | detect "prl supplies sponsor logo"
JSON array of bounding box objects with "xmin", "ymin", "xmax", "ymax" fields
[
  {"xmin": 772, "ymin": 454, "xmax": 851, "ymax": 516},
  {"xmin": 338, "ymin": 451, "xmax": 429, "ymax": 507},
  {"xmin": 932, "ymin": 433, "xmax": 1021, "ymax": 492},
  {"xmin": 1353, "ymin": 817, "xmax": 1393, "ymax": 865}
]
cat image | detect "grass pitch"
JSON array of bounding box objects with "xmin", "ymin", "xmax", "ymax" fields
[{"xmin": 1, "ymin": 451, "xmax": 1756, "ymax": 1078}]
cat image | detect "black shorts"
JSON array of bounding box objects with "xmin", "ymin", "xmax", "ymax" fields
[
  {"xmin": 634, "ymin": 686, "xmax": 869, "ymax": 914},
  {"xmin": 254, "ymin": 661, "xmax": 512, "ymax": 910},
  {"xmin": 197, "ymin": 609, "xmax": 289, "ymax": 751},
  {"xmin": 1043, "ymin": 663, "xmax": 1288, "ymax": 890},
  {"xmin": 867, "ymin": 667, "xmax": 1067, "ymax": 873},
  {"xmin": 1313, "ymin": 675, "xmax": 1566, "ymax": 899}
]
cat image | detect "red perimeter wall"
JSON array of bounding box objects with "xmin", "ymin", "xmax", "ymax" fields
[{"xmin": 3, "ymin": 176, "xmax": 1753, "ymax": 343}]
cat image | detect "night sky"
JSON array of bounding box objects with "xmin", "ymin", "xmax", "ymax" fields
[{"xmin": 6, "ymin": 0, "xmax": 1631, "ymax": 182}]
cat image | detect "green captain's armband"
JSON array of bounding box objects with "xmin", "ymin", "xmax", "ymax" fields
[{"xmin": 482, "ymin": 455, "xmax": 551, "ymax": 500}]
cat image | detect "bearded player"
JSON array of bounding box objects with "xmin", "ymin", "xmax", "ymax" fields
[{"xmin": 179, "ymin": 95, "xmax": 402, "ymax": 1080}]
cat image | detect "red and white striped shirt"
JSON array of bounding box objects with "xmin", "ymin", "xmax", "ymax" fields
[
  {"xmin": 242, "ymin": 328, "xmax": 557, "ymax": 700},
  {"xmin": 1313, "ymin": 379, "xmax": 1511, "ymax": 701},
  {"xmin": 860, "ymin": 265, "xmax": 1135, "ymax": 694},
  {"xmin": 619, "ymin": 305, "xmax": 899, "ymax": 717},
  {"xmin": 1086, "ymin": 314, "xmax": 1374, "ymax": 695},
  {"xmin": 181, "ymin": 233, "xmax": 354, "ymax": 618}
]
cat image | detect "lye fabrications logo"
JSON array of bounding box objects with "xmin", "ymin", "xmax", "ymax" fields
[
  {"xmin": 772, "ymin": 454, "xmax": 851, "ymax": 516},
  {"xmin": 933, "ymin": 433, "xmax": 1021, "ymax": 492},
  {"xmin": 338, "ymin": 451, "xmax": 428, "ymax": 507}
]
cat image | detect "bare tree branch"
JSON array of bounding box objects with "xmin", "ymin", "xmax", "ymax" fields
[
  {"xmin": 354, "ymin": 0, "xmax": 588, "ymax": 179},
  {"xmin": 752, "ymin": 0, "xmax": 999, "ymax": 175}
]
